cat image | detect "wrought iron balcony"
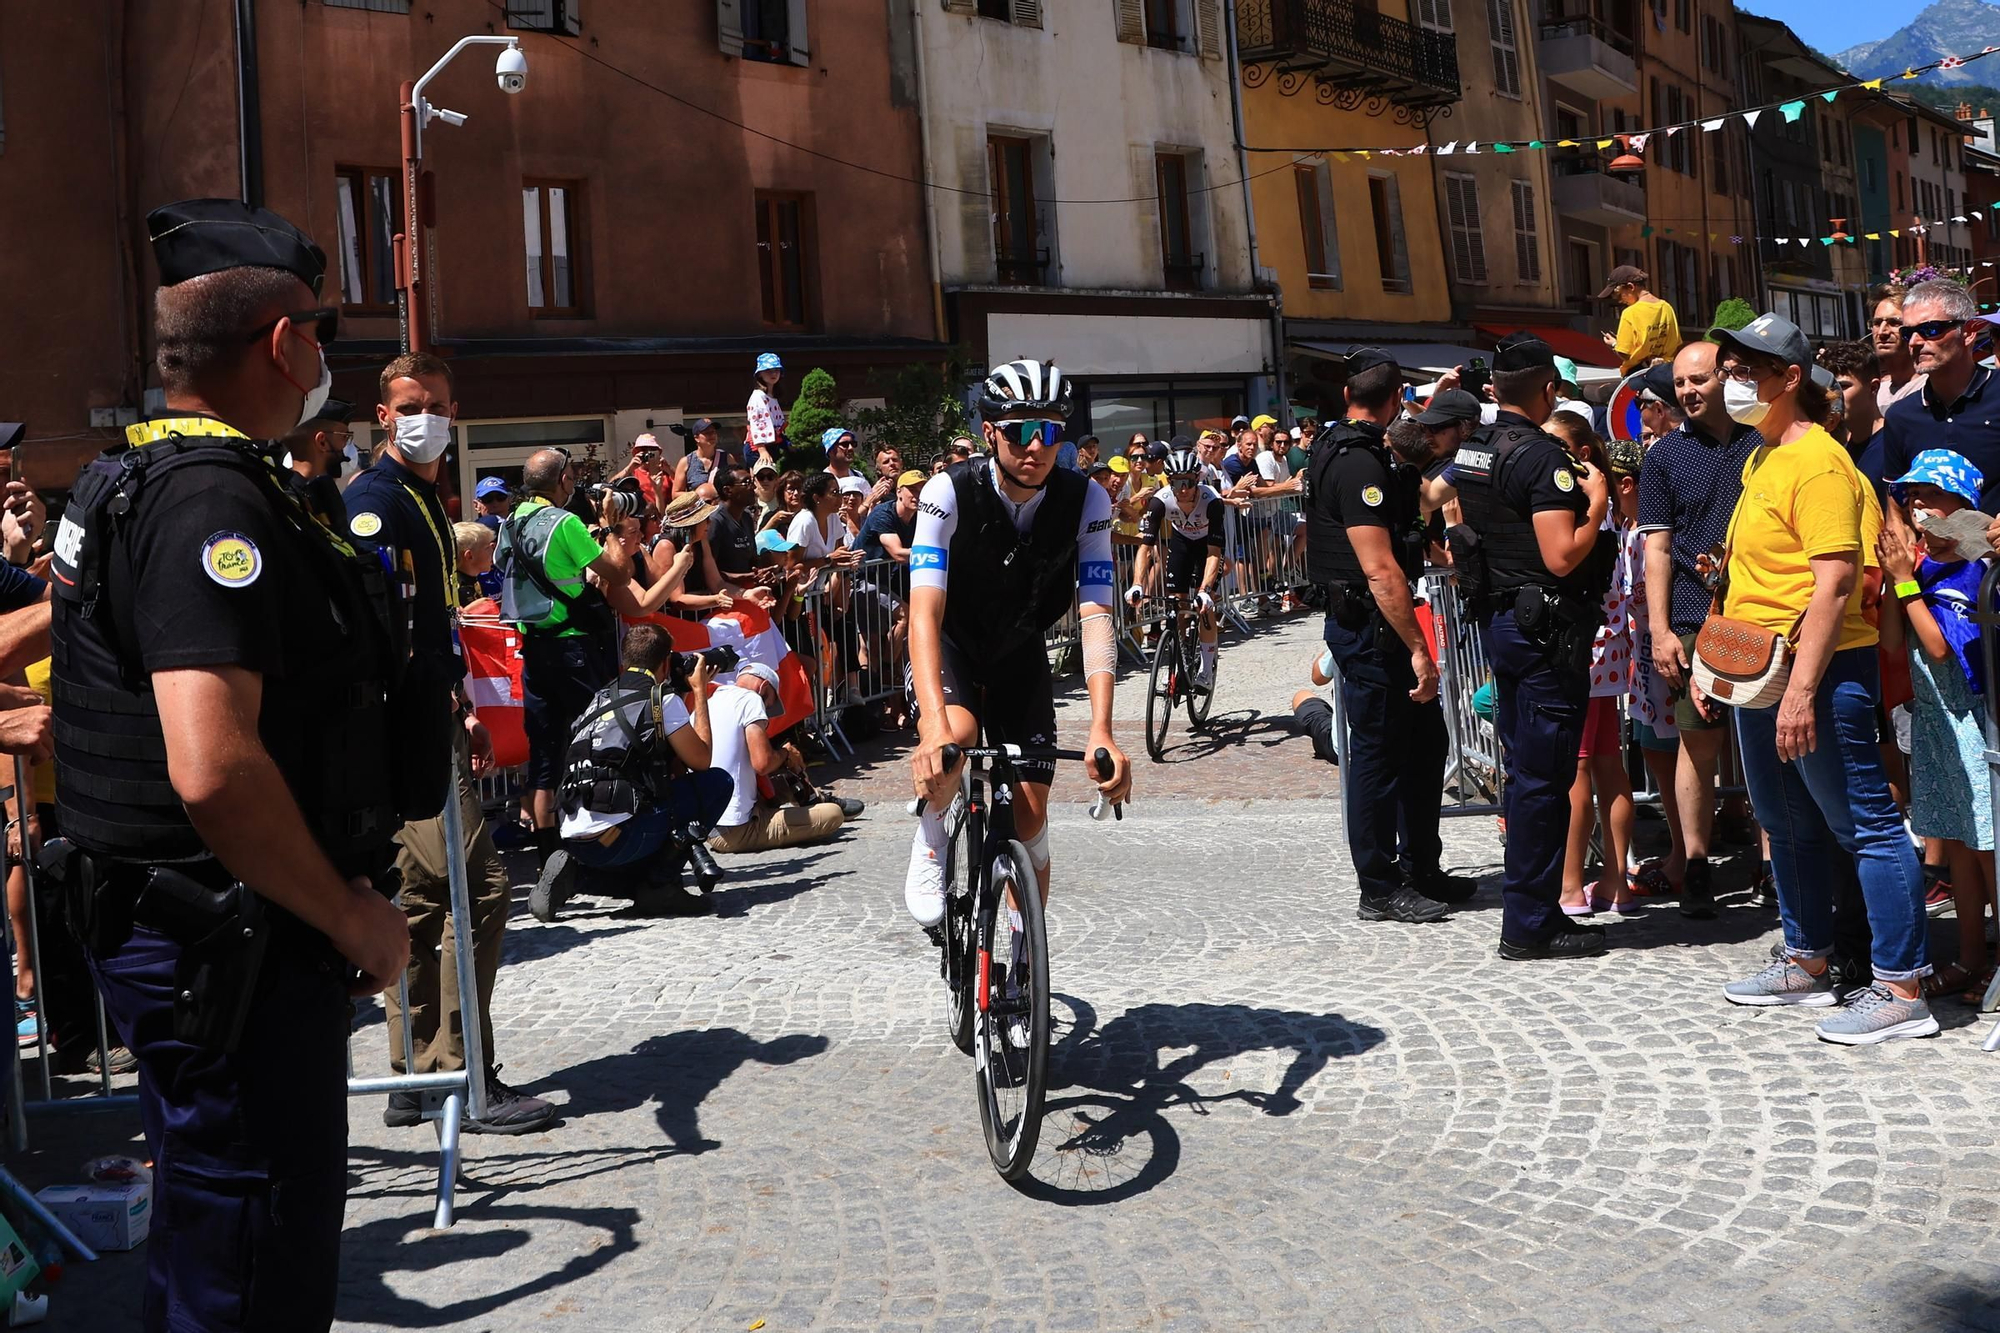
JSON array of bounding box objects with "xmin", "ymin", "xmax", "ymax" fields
[{"xmin": 1236, "ymin": 0, "xmax": 1460, "ymax": 110}]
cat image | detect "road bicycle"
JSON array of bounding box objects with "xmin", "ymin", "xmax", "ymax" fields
[
  {"xmin": 913, "ymin": 741, "xmax": 1118, "ymax": 1181},
  {"xmin": 1143, "ymin": 591, "xmax": 1218, "ymax": 762}
]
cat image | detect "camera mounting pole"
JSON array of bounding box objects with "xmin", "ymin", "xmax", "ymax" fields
[{"xmin": 396, "ymin": 37, "xmax": 526, "ymax": 355}]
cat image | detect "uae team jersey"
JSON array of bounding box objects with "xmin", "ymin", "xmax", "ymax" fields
[{"xmin": 1138, "ymin": 484, "xmax": 1226, "ymax": 548}]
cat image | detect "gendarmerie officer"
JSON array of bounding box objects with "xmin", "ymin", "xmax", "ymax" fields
[
  {"xmin": 1448, "ymin": 337, "xmax": 1613, "ymax": 960},
  {"xmin": 49, "ymin": 199, "xmax": 416, "ymax": 1331},
  {"xmin": 1305, "ymin": 348, "xmax": 1471, "ymax": 922}
]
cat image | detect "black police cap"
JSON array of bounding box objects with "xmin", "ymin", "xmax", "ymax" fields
[
  {"xmin": 306, "ymin": 396, "xmax": 353, "ymax": 427},
  {"xmin": 1638, "ymin": 362, "xmax": 1677, "ymax": 404},
  {"xmin": 147, "ymin": 198, "xmax": 327, "ymax": 293},
  {"xmin": 1491, "ymin": 338, "xmax": 1556, "ymax": 373},
  {"xmin": 1344, "ymin": 347, "xmax": 1398, "ymax": 375}
]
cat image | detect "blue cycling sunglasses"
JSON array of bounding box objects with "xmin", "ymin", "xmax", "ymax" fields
[{"xmin": 997, "ymin": 419, "xmax": 1064, "ymax": 449}]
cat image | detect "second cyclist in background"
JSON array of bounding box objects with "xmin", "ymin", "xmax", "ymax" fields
[
  {"xmin": 1127, "ymin": 444, "xmax": 1226, "ymax": 690},
  {"xmin": 904, "ymin": 359, "xmax": 1134, "ymax": 930}
]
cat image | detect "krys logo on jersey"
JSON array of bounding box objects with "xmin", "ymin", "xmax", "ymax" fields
[{"xmin": 911, "ymin": 546, "xmax": 947, "ymax": 572}]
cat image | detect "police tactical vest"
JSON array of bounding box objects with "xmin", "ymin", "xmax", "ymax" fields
[
  {"xmin": 49, "ymin": 423, "xmax": 409, "ymax": 868},
  {"xmin": 1305, "ymin": 423, "xmax": 1417, "ymax": 588},
  {"xmin": 559, "ymin": 672, "xmax": 673, "ymax": 820},
  {"xmin": 1450, "ymin": 421, "xmax": 1565, "ymax": 596},
  {"xmin": 941, "ymin": 458, "xmax": 1090, "ymax": 662}
]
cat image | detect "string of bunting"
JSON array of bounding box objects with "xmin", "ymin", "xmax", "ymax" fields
[{"xmin": 1270, "ymin": 41, "xmax": 2000, "ymax": 226}]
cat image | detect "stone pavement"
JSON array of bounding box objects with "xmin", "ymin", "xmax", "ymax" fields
[{"xmin": 33, "ymin": 612, "xmax": 2000, "ymax": 1332}]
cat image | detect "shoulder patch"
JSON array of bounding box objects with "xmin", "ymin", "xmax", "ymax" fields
[
  {"xmin": 350, "ymin": 511, "xmax": 384, "ymax": 538},
  {"xmin": 1360, "ymin": 485, "xmax": 1385, "ymax": 507},
  {"xmin": 1553, "ymin": 469, "xmax": 1576, "ymax": 493},
  {"xmin": 202, "ymin": 531, "xmax": 262, "ymax": 588}
]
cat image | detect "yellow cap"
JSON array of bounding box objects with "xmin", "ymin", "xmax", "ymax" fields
[
  {"xmin": 1251, "ymin": 414, "xmax": 1279, "ymax": 430},
  {"xmin": 1107, "ymin": 455, "xmax": 1131, "ymax": 473},
  {"xmin": 896, "ymin": 469, "xmax": 926, "ymax": 489}
]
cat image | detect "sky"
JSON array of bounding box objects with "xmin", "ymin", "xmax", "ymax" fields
[{"xmin": 1732, "ymin": 0, "xmax": 1935, "ymax": 61}]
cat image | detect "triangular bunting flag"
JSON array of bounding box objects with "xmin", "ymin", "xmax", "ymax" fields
[
  {"xmin": 1528, "ymin": 141, "xmax": 1544, "ymax": 149},
  {"xmin": 1901, "ymin": 69, "xmax": 1917, "ymax": 79},
  {"xmin": 1742, "ymin": 110, "xmax": 1762, "ymax": 129},
  {"xmin": 1437, "ymin": 142, "xmax": 1456, "ymax": 155},
  {"xmin": 1821, "ymin": 90, "xmax": 1839, "ymax": 103},
  {"xmin": 1665, "ymin": 126, "xmax": 1681, "ymax": 137},
  {"xmin": 1701, "ymin": 118, "xmax": 1725, "ymax": 132},
  {"xmin": 1494, "ymin": 142, "xmax": 1516, "ymax": 153},
  {"xmin": 1954, "ymin": 215, "xmax": 1968, "ymax": 223},
  {"xmin": 1557, "ymin": 139, "xmax": 1577, "ymax": 147},
  {"xmin": 1863, "ymin": 78, "xmax": 1883, "ymax": 89},
  {"xmin": 1890, "ymin": 229, "xmax": 1900, "ymax": 237},
  {"xmin": 1629, "ymin": 133, "xmax": 1650, "ymax": 152},
  {"xmin": 1865, "ymin": 232, "xmax": 1880, "ymax": 240},
  {"xmin": 1780, "ymin": 100, "xmax": 1805, "ymax": 122},
  {"xmin": 1820, "ymin": 237, "xmax": 1835, "ymax": 246},
  {"xmin": 1730, "ymin": 235, "xmax": 1743, "ymax": 244},
  {"xmin": 1596, "ymin": 138, "xmax": 1614, "ymax": 149},
  {"xmin": 1776, "ymin": 237, "xmax": 1791, "ymax": 246},
  {"xmin": 1410, "ymin": 144, "xmax": 1428, "ymax": 155}
]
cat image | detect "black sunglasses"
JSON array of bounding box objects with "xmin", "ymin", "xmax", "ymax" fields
[
  {"xmin": 243, "ymin": 306, "xmax": 340, "ymax": 347},
  {"xmin": 1901, "ymin": 319, "xmax": 1964, "ymax": 344}
]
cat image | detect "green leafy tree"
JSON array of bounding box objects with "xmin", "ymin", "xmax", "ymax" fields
[
  {"xmin": 1710, "ymin": 298, "xmax": 1757, "ymax": 333},
  {"xmin": 782, "ymin": 367, "xmax": 842, "ymax": 471},
  {"xmin": 851, "ymin": 353, "xmax": 973, "ymax": 469}
]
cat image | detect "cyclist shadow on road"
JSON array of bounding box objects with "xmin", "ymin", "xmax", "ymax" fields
[
  {"xmin": 1017, "ymin": 996, "xmax": 1385, "ymax": 1206},
  {"xmin": 1149, "ymin": 707, "xmax": 1295, "ymax": 763},
  {"xmin": 526, "ymin": 1028, "xmax": 830, "ymax": 1156}
]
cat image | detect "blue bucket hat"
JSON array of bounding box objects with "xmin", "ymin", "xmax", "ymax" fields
[
  {"xmin": 755, "ymin": 352, "xmax": 783, "ymax": 374},
  {"xmin": 821, "ymin": 426, "xmax": 854, "ymax": 450},
  {"xmin": 1891, "ymin": 448, "xmax": 1985, "ymax": 510}
]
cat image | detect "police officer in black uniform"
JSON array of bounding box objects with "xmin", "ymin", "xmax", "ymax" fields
[
  {"xmin": 1447, "ymin": 337, "xmax": 1612, "ymax": 959},
  {"xmin": 49, "ymin": 199, "xmax": 417, "ymax": 1331},
  {"xmin": 1305, "ymin": 348, "xmax": 1472, "ymax": 922},
  {"xmin": 280, "ymin": 395, "xmax": 355, "ymax": 534}
]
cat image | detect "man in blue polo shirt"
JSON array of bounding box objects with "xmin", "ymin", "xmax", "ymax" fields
[
  {"xmin": 1883, "ymin": 281, "xmax": 2000, "ymax": 512},
  {"xmin": 1637, "ymin": 338, "xmax": 1758, "ymax": 919}
]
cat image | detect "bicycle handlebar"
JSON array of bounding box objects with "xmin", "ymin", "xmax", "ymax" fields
[{"xmin": 905, "ymin": 743, "xmax": 1124, "ymax": 822}]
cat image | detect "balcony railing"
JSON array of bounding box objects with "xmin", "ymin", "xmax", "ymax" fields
[
  {"xmin": 995, "ymin": 248, "xmax": 1052, "ymax": 286},
  {"xmin": 1537, "ymin": 14, "xmax": 1634, "ymax": 58},
  {"xmin": 1237, "ymin": 0, "xmax": 1460, "ymax": 107}
]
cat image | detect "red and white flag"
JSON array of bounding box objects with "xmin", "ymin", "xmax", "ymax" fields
[
  {"xmin": 636, "ymin": 603, "xmax": 817, "ymax": 735},
  {"xmin": 459, "ymin": 601, "xmax": 531, "ymax": 769}
]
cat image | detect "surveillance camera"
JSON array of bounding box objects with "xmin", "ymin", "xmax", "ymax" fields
[
  {"xmin": 431, "ymin": 106, "xmax": 468, "ymax": 129},
  {"xmin": 496, "ymin": 45, "xmax": 528, "ymax": 95}
]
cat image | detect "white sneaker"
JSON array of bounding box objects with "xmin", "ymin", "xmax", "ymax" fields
[
  {"xmin": 904, "ymin": 844, "xmax": 946, "ymax": 927},
  {"xmin": 1194, "ymin": 658, "xmax": 1215, "ymax": 689}
]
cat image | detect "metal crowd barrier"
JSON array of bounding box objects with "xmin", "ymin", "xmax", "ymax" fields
[{"xmin": 1977, "ymin": 563, "xmax": 2000, "ymax": 1046}]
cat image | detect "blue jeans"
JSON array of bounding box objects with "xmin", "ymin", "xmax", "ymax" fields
[
  {"xmin": 567, "ymin": 770, "xmax": 732, "ymax": 881},
  {"xmin": 1733, "ymin": 647, "xmax": 1927, "ymax": 981}
]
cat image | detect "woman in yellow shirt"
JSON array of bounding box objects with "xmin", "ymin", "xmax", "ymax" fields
[
  {"xmin": 1598, "ymin": 266, "xmax": 1681, "ymax": 373},
  {"xmin": 1702, "ymin": 313, "xmax": 1933, "ymax": 1045}
]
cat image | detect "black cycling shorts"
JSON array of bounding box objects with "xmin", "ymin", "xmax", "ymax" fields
[
  {"xmin": 911, "ymin": 635, "xmax": 1059, "ymax": 786},
  {"xmin": 1160, "ymin": 536, "xmax": 1218, "ymax": 596}
]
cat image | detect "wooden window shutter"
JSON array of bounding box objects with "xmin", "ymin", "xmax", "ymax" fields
[
  {"xmin": 1195, "ymin": 0, "xmax": 1223, "ymax": 57},
  {"xmin": 717, "ymin": 0, "xmax": 744, "ymax": 57},
  {"xmin": 1012, "ymin": 0, "xmax": 1043, "ymax": 27},
  {"xmin": 1116, "ymin": 0, "xmax": 1145, "ymax": 44},
  {"xmin": 786, "ymin": 0, "xmax": 812, "ymax": 64}
]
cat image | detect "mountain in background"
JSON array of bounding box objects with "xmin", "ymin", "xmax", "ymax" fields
[{"xmin": 1834, "ymin": 0, "xmax": 2000, "ymax": 86}]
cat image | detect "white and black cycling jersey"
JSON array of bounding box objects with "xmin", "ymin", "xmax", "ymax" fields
[{"xmin": 1138, "ymin": 484, "xmax": 1226, "ymax": 549}]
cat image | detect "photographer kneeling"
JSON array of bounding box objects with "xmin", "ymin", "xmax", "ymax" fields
[
  {"xmin": 535, "ymin": 624, "xmax": 734, "ymax": 920},
  {"xmin": 708, "ymin": 662, "xmax": 852, "ymax": 854}
]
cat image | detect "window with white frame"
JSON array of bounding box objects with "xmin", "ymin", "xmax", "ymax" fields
[
  {"xmin": 1442, "ymin": 172, "xmax": 1486, "ymax": 285},
  {"xmin": 1487, "ymin": 0, "xmax": 1521, "ymax": 98},
  {"xmin": 1412, "ymin": 0, "xmax": 1453, "ymax": 31}
]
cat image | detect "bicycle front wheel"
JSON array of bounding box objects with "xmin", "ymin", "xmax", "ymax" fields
[
  {"xmin": 1145, "ymin": 628, "xmax": 1175, "ymax": 762},
  {"xmin": 1187, "ymin": 623, "xmax": 1215, "ymax": 727},
  {"xmin": 941, "ymin": 795, "xmax": 975, "ymax": 1055},
  {"xmin": 974, "ymin": 840, "xmax": 1050, "ymax": 1182}
]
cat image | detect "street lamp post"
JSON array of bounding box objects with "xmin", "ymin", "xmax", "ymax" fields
[{"xmin": 395, "ymin": 36, "xmax": 529, "ymax": 356}]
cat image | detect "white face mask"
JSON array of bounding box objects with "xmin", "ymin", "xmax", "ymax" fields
[
  {"xmin": 1723, "ymin": 378, "xmax": 1769, "ymax": 428},
  {"xmin": 392, "ymin": 411, "xmax": 453, "ymax": 466},
  {"xmin": 294, "ymin": 349, "xmax": 332, "ymax": 429}
]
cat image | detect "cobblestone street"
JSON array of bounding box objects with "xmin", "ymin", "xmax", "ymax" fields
[{"xmin": 37, "ymin": 616, "xmax": 2000, "ymax": 1332}]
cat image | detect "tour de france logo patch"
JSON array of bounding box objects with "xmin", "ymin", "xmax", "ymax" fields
[
  {"xmin": 202, "ymin": 531, "xmax": 263, "ymax": 589},
  {"xmin": 1360, "ymin": 485, "xmax": 1384, "ymax": 507},
  {"xmin": 350, "ymin": 512, "xmax": 384, "ymax": 539}
]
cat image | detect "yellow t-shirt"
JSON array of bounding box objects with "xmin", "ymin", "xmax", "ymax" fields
[
  {"xmin": 1721, "ymin": 424, "xmax": 1881, "ymax": 652},
  {"xmin": 24, "ymin": 658, "xmax": 52, "ymax": 806},
  {"xmin": 1614, "ymin": 298, "xmax": 1680, "ymax": 371}
]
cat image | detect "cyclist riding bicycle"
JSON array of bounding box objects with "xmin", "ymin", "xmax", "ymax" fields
[
  {"xmin": 905, "ymin": 358, "xmax": 1134, "ymax": 928},
  {"xmin": 1127, "ymin": 445, "xmax": 1225, "ymax": 690}
]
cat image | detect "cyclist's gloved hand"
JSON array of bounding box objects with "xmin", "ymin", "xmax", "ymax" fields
[
  {"xmin": 1124, "ymin": 584, "xmax": 1146, "ymax": 607},
  {"xmin": 1194, "ymin": 589, "xmax": 1213, "ymax": 614}
]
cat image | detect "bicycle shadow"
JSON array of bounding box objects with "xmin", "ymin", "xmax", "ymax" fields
[
  {"xmin": 1149, "ymin": 709, "xmax": 1296, "ymax": 763},
  {"xmin": 1015, "ymin": 995, "xmax": 1386, "ymax": 1206}
]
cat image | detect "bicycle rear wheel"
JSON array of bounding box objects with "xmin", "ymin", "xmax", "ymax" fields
[
  {"xmin": 941, "ymin": 795, "xmax": 975, "ymax": 1055},
  {"xmin": 1145, "ymin": 629, "xmax": 1175, "ymax": 762},
  {"xmin": 975, "ymin": 840, "xmax": 1050, "ymax": 1182}
]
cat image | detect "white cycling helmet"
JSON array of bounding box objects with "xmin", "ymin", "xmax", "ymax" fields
[
  {"xmin": 978, "ymin": 358, "xmax": 1073, "ymax": 419},
  {"xmin": 1163, "ymin": 447, "xmax": 1201, "ymax": 478}
]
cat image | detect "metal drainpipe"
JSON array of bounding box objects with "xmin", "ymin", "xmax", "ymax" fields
[
  {"xmin": 910, "ymin": 0, "xmax": 950, "ymax": 347},
  {"xmin": 1224, "ymin": 0, "xmax": 1287, "ymax": 417},
  {"xmin": 233, "ymin": 0, "xmax": 264, "ymax": 207}
]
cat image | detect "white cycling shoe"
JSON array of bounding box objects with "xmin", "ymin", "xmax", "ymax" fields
[
  {"xmin": 905, "ymin": 845, "xmax": 946, "ymax": 927},
  {"xmin": 1194, "ymin": 658, "xmax": 1215, "ymax": 689}
]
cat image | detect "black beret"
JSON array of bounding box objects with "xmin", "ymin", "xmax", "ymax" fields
[
  {"xmin": 306, "ymin": 396, "xmax": 353, "ymax": 427},
  {"xmin": 147, "ymin": 198, "xmax": 327, "ymax": 292},
  {"xmin": 1492, "ymin": 337, "xmax": 1556, "ymax": 373},
  {"xmin": 1345, "ymin": 347, "xmax": 1399, "ymax": 375}
]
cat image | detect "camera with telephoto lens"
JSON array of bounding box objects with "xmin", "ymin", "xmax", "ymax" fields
[{"xmin": 668, "ymin": 645, "xmax": 740, "ymax": 693}]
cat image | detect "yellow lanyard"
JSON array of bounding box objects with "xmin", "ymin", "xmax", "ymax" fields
[
  {"xmin": 397, "ymin": 482, "xmax": 461, "ymax": 613},
  {"xmin": 124, "ymin": 417, "xmax": 359, "ymax": 559}
]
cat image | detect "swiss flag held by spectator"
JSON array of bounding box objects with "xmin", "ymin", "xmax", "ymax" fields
[{"xmin": 459, "ymin": 604, "xmax": 529, "ymax": 769}]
